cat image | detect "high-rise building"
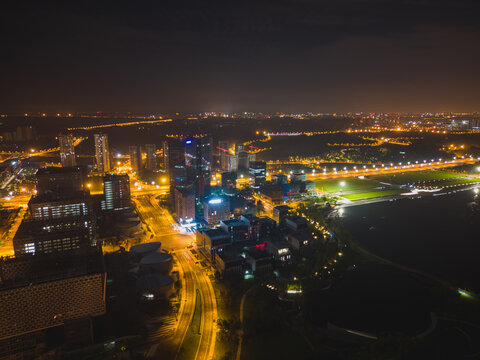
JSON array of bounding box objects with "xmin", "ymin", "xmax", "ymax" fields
[
  {"xmin": 102, "ymin": 174, "xmax": 131, "ymax": 212},
  {"xmin": 94, "ymin": 134, "xmax": 110, "ymax": 173},
  {"xmin": 185, "ymin": 137, "xmax": 212, "ymax": 204},
  {"xmin": 13, "ymin": 216, "xmax": 97, "ymax": 256},
  {"xmin": 249, "ymin": 161, "xmax": 267, "ymax": 188},
  {"xmin": 221, "ymin": 172, "xmax": 237, "ymax": 190},
  {"xmin": 238, "ymin": 151, "xmax": 248, "ymax": 170},
  {"xmin": 129, "ymin": 145, "xmax": 142, "ymax": 172},
  {"xmin": 174, "ymin": 187, "xmax": 195, "ymax": 222},
  {"xmin": 218, "ymin": 140, "xmax": 229, "ymax": 171},
  {"xmin": 235, "ymin": 143, "xmax": 244, "ymax": 154},
  {"xmin": 35, "ymin": 166, "xmax": 85, "ymax": 197},
  {"xmin": 164, "ymin": 138, "xmax": 186, "ymax": 182},
  {"xmin": 203, "ymin": 196, "xmax": 231, "ymax": 224},
  {"xmin": 58, "ymin": 133, "xmax": 76, "ymax": 167},
  {"xmin": 185, "ymin": 137, "xmax": 211, "ymax": 171},
  {"xmin": 145, "ymin": 144, "xmax": 157, "ymax": 171},
  {"xmin": 227, "ymin": 154, "xmax": 238, "ymax": 172},
  {"xmin": 247, "ymin": 153, "xmax": 256, "ymax": 166}
]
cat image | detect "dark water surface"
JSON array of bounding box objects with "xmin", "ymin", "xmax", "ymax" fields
[{"xmin": 340, "ymin": 189, "xmax": 480, "ymax": 290}]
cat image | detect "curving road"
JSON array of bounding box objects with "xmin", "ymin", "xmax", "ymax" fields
[
  {"xmin": 193, "ymin": 263, "xmax": 217, "ymax": 360},
  {"xmin": 134, "ymin": 194, "xmax": 217, "ymax": 360}
]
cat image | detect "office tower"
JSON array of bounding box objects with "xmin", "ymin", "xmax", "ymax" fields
[
  {"xmin": 35, "ymin": 166, "xmax": 85, "ymax": 197},
  {"xmin": 165, "ymin": 138, "xmax": 186, "ymax": 178},
  {"xmin": 218, "ymin": 140, "xmax": 229, "ymax": 171},
  {"xmin": 247, "ymin": 153, "xmax": 256, "ymax": 166},
  {"xmin": 145, "ymin": 144, "xmax": 157, "ymax": 171},
  {"xmin": 94, "ymin": 133, "xmax": 110, "ymax": 173},
  {"xmin": 129, "ymin": 145, "xmax": 142, "ymax": 172},
  {"xmin": 221, "ymin": 172, "xmax": 237, "ymax": 191},
  {"xmin": 102, "ymin": 173, "xmax": 131, "ymax": 212},
  {"xmin": 238, "ymin": 151, "xmax": 248, "ymax": 170},
  {"xmin": 249, "ymin": 161, "xmax": 267, "ymax": 188},
  {"xmin": 235, "ymin": 143, "xmax": 244, "ymax": 154},
  {"xmin": 58, "ymin": 133, "xmax": 76, "ymax": 167},
  {"xmin": 174, "ymin": 187, "xmax": 195, "ymax": 222},
  {"xmin": 13, "ymin": 216, "xmax": 97, "ymax": 256},
  {"xmin": 30, "ymin": 167, "xmax": 91, "ymax": 220},
  {"xmin": 185, "ymin": 137, "xmax": 212, "ymax": 203},
  {"xmin": 185, "ymin": 137, "xmax": 211, "ymax": 171},
  {"xmin": 227, "ymin": 154, "xmax": 238, "ymax": 172},
  {"xmin": 203, "ymin": 196, "xmax": 231, "ymax": 224}
]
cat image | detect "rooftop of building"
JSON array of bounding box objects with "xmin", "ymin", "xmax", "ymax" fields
[
  {"xmin": 220, "ymin": 219, "xmax": 248, "ymax": 227},
  {"xmin": 130, "ymin": 242, "xmax": 162, "ymax": 255},
  {"xmin": 288, "ymin": 230, "xmax": 314, "ymax": 241},
  {"xmin": 245, "ymin": 247, "xmax": 271, "ymax": 260},
  {"xmin": 137, "ymin": 274, "xmax": 173, "ymax": 289},
  {"xmin": 200, "ymin": 227, "xmax": 230, "ymax": 239},
  {"xmin": 140, "ymin": 252, "xmax": 172, "ymax": 265},
  {"xmin": 0, "ymin": 247, "xmax": 104, "ymax": 290},
  {"xmin": 29, "ymin": 190, "xmax": 91, "ymax": 204},
  {"xmin": 36, "ymin": 166, "xmax": 84, "ymax": 176},
  {"xmin": 266, "ymin": 239, "xmax": 291, "ymax": 249},
  {"xmin": 103, "ymin": 173, "xmax": 129, "ymax": 180},
  {"xmin": 216, "ymin": 248, "xmax": 243, "ymax": 262},
  {"xmin": 286, "ymin": 216, "xmax": 309, "ymax": 225},
  {"xmin": 273, "ymin": 205, "xmax": 292, "ymax": 212}
]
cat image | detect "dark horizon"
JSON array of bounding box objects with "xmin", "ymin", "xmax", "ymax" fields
[{"xmin": 2, "ymin": 0, "xmax": 480, "ymax": 114}]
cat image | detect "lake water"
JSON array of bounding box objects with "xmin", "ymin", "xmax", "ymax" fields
[{"xmin": 340, "ymin": 188, "xmax": 480, "ymax": 291}]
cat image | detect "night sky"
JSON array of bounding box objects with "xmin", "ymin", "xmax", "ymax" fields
[{"xmin": 2, "ymin": 0, "xmax": 480, "ymax": 113}]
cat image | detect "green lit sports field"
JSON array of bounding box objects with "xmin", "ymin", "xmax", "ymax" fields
[
  {"xmin": 342, "ymin": 189, "xmax": 403, "ymax": 200},
  {"xmin": 315, "ymin": 177, "xmax": 378, "ymax": 193}
]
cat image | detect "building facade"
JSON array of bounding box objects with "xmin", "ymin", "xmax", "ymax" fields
[
  {"xmin": 129, "ymin": 145, "xmax": 142, "ymax": 172},
  {"xmin": 94, "ymin": 134, "xmax": 110, "ymax": 173},
  {"xmin": 102, "ymin": 174, "xmax": 131, "ymax": 212},
  {"xmin": 58, "ymin": 133, "xmax": 76, "ymax": 167},
  {"xmin": 145, "ymin": 144, "xmax": 157, "ymax": 171}
]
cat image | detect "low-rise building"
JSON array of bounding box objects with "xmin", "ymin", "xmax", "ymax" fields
[
  {"xmin": 273, "ymin": 205, "xmax": 291, "ymax": 226},
  {"xmin": 287, "ymin": 230, "xmax": 314, "ymax": 250},
  {"xmin": 220, "ymin": 219, "xmax": 249, "ymax": 243},
  {"xmin": 241, "ymin": 214, "xmax": 277, "ymax": 241},
  {"xmin": 196, "ymin": 228, "xmax": 231, "ymax": 260},
  {"xmin": 271, "ymin": 174, "xmax": 288, "ymax": 185},
  {"xmin": 285, "ymin": 216, "xmax": 309, "ymax": 232},
  {"xmin": 215, "ymin": 250, "xmax": 243, "ymax": 278},
  {"xmin": 266, "ymin": 239, "xmax": 292, "ymax": 263},
  {"xmin": 244, "ymin": 248, "xmax": 273, "ymax": 276}
]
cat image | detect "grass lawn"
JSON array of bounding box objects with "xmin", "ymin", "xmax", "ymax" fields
[
  {"xmin": 370, "ymin": 170, "xmax": 461, "ymax": 185},
  {"xmin": 315, "ymin": 177, "xmax": 378, "ymax": 193},
  {"xmin": 342, "ymin": 189, "xmax": 402, "ymax": 200}
]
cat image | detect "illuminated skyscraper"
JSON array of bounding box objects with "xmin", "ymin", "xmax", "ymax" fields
[
  {"xmin": 145, "ymin": 144, "xmax": 157, "ymax": 171},
  {"xmin": 249, "ymin": 161, "xmax": 266, "ymax": 188},
  {"xmin": 94, "ymin": 133, "xmax": 110, "ymax": 173},
  {"xmin": 185, "ymin": 137, "xmax": 212, "ymax": 203},
  {"xmin": 102, "ymin": 173, "xmax": 131, "ymax": 212},
  {"xmin": 58, "ymin": 133, "xmax": 76, "ymax": 167},
  {"xmin": 129, "ymin": 145, "xmax": 142, "ymax": 172}
]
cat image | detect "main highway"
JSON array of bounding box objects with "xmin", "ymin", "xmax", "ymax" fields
[
  {"xmin": 134, "ymin": 194, "xmax": 217, "ymax": 360},
  {"xmin": 285, "ymin": 157, "xmax": 477, "ymax": 180}
]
